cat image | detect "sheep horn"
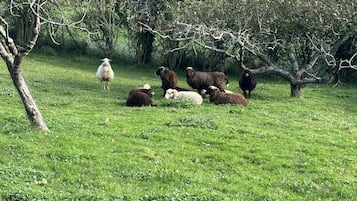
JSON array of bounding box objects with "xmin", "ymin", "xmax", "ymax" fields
[
  {"xmin": 186, "ymin": 67, "xmax": 194, "ymax": 71},
  {"xmin": 209, "ymin": 86, "xmax": 218, "ymax": 90},
  {"xmin": 101, "ymin": 58, "xmax": 111, "ymax": 62},
  {"xmin": 143, "ymin": 84, "xmax": 151, "ymax": 90}
]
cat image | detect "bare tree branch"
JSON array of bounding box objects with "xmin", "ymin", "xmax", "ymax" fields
[
  {"xmin": 339, "ymin": 52, "xmax": 357, "ymax": 70},
  {"xmin": 19, "ymin": 3, "xmax": 40, "ymax": 57}
]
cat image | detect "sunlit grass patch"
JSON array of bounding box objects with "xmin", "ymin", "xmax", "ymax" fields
[
  {"xmin": 165, "ymin": 116, "xmax": 219, "ymax": 130},
  {"xmin": 0, "ymin": 53, "xmax": 356, "ymax": 200}
]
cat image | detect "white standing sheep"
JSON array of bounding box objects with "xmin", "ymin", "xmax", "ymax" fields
[
  {"xmin": 165, "ymin": 88, "xmax": 203, "ymax": 105},
  {"xmin": 96, "ymin": 58, "xmax": 114, "ymax": 90}
]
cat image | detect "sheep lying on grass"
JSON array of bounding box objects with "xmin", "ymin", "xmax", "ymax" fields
[
  {"xmin": 200, "ymin": 89, "xmax": 233, "ymax": 99},
  {"xmin": 185, "ymin": 67, "xmax": 229, "ymax": 93},
  {"xmin": 126, "ymin": 84, "xmax": 154, "ymax": 107},
  {"xmin": 96, "ymin": 58, "xmax": 114, "ymax": 90},
  {"xmin": 165, "ymin": 88, "xmax": 203, "ymax": 105},
  {"xmin": 239, "ymin": 69, "xmax": 256, "ymax": 98},
  {"xmin": 205, "ymin": 86, "xmax": 248, "ymax": 106}
]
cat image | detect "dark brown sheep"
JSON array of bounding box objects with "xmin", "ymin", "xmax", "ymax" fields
[
  {"xmin": 239, "ymin": 69, "xmax": 256, "ymax": 98},
  {"xmin": 155, "ymin": 66, "xmax": 179, "ymax": 96},
  {"xmin": 185, "ymin": 67, "xmax": 229, "ymax": 93},
  {"xmin": 205, "ymin": 86, "xmax": 248, "ymax": 106},
  {"xmin": 126, "ymin": 84, "xmax": 154, "ymax": 107}
]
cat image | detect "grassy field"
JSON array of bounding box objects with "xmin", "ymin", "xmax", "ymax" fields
[{"xmin": 0, "ymin": 54, "xmax": 356, "ymax": 200}]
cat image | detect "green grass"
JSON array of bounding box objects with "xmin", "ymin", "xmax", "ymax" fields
[{"xmin": 0, "ymin": 53, "xmax": 356, "ymax": 200}]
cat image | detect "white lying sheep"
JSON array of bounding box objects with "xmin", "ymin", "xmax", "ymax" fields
[
  {"xmin": 96, "ymin": 58, "xmax": 114, "ymax": 90},
  {"xmin": 165, "ymin": 88, "xmax": 203, "ymax": 105}
]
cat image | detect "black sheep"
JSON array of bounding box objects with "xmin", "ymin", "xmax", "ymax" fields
[
  {"xmin": 126, "ymin": 85, "xmax": 154, "ymax": 107},
  {"xmin": 239, "ymin": 69, "xmax": 256, "ymax": 98},
  {"xmin": 155, "ymin": 66, "xmax": 179, "ymax": 96}
]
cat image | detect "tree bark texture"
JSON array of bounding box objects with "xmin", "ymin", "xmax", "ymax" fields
[
  {"xmin": 135, "ymin": 31, "xmax": 154, "ymax": 65},
  {"xmin": 9, "ymin": 59, "xmax": 49, "ymax": 131},
  {"xmin": 0, "ymin": 8, "xmax": 49, "ymax": 132},
  {"xmin": 290, "ymin": 84, "xmax": 303, "ymax": 98}
]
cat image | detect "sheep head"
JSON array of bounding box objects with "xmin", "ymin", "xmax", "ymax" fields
[
  {"xmin": 185, "ymin": 67, "xmax": 195, "ymax": 78},
  {"xmin": 206, "ymin": 86, "xmax": 220, "ymax": 97},
  {"xmin": 243, "ymin": 69, "xmax": 252, "ymax": 78},
  {"xmin": 164, "ymin": 88, "xmax": 178, "ymax": 99},
  {"xmin": 101, "ymin": 58, "xmax": 111, "ymax": 64},
  {"xmin": 132, "ymin": 84, "xmax": 154, "ymax": 96},
  {"xmin": 142, "ymin": 84, "xmax": 155, "ymax": 96},
  {"xmin": 155, "ymin": 66, "xmax": 166, "ymax": 76}
]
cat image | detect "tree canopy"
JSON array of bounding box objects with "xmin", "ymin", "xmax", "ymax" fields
[{"xmin": 141, "ymin": 0, "xmax": 357, "ymax": 96}]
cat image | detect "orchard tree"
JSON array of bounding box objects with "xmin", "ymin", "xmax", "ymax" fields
[
  {"xmin": 0, "ymin": 0, "xmax": 86, "ymax": 131},
  {"xmin": 75, "ymin": 0, "xmax": 124, "ymax": 59},
  {"xmin": 123, "ymin": 0, "xmax": 172, "ymax": 65},
  {"xmin": 142, "ymin": 0, "xmax": 357, "ymax": 97}
]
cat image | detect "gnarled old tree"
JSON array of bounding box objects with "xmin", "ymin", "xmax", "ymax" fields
[
  {"xmin": 142, "ymin": 0, "xmax": 357, "ymax": 97},
  {"xmin": 0, "ymin": 2, "xmax": 48, "ymax": 131},
  {"xmin": 0, "ymin": 1, "xmax": 86, "ymax": 131}
]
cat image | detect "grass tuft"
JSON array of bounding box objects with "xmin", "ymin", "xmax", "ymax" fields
[{"xmin": 165, "ymin": 116, "xmax": 218, "ymax": 130}]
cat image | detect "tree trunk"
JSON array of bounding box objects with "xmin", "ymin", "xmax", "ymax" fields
[
  {"xmin": 0, "ymin": 2, "xmax": 48, "ymax": 132},
  {"xmin": 165, "ymin": 40, "xmax": 183, "ymax": 69},
  {"xmin": 135, "ymin": 31, "xmax": 154, "ymax": 65},
  {"xmin": 209, "ymin": 40, "xmax": 225, "ymax": 70},
  {"xmin": 9, "ymin": 59, "xmax": 49, "ymax": 132},
  {"xmin": 290, "ymin": 83, "xmax": 303, "ymax": 97}
]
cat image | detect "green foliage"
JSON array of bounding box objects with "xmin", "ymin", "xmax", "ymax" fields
[
  {"xmin": 0, "ymin": 54, "xmax": 356, "ymax": 200},
  {"xmin": 74, "ymin": 0, "xmax": 123, "ymax": 58},
  {"xmin": 36, "ymin": 31, "xmax": 90, "ymax": 56}
]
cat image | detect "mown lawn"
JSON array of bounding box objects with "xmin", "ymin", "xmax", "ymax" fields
[{"xmin": 0, "ymin": 53, "xmax": 356, "ymax": 200}]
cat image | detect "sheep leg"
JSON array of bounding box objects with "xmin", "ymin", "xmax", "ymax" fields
[
  {"xmin": 104, "ymin": 81, "xmax": 110, "ymax": 90},
  {"xmin": 243, "ymin": 90, "xmax": 248, "ymax": 98},
  {"xmin": 105, "ymin": 84, "xmax": 108, "ymax": 90},
  {"xmin": 100, "ymin": 81, "xmax": 105, "ymax": 90}
]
